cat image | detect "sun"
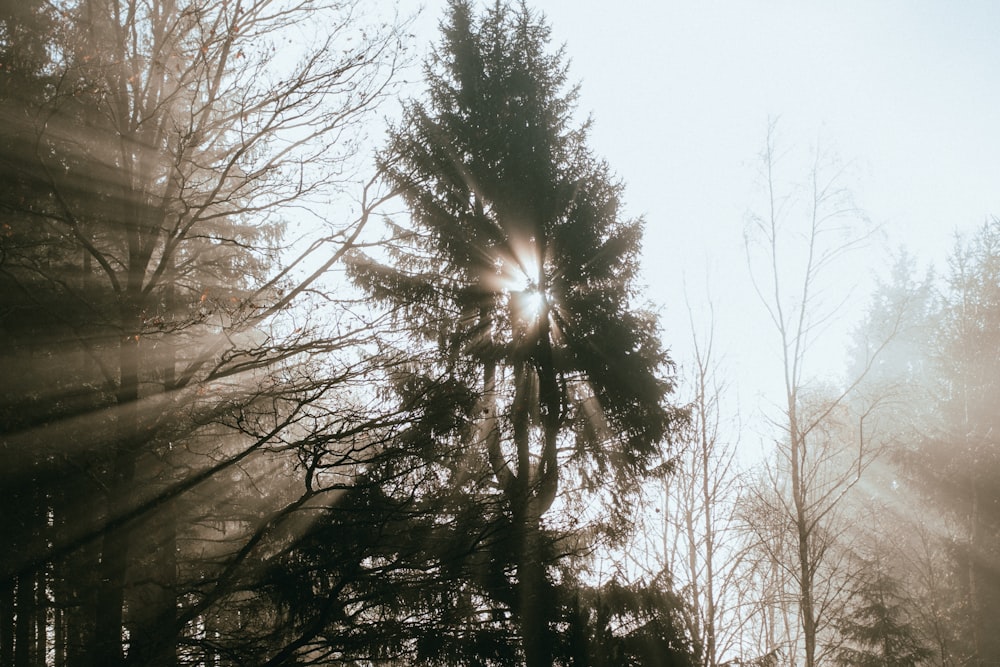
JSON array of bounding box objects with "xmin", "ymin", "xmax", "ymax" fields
[
  {"xmin": 491, "ymin": 238, "xmax": 553, "ymax": 328},
  {"xmin": 511, "ymin": 285, "xmax": 548, "ymax": 325}
]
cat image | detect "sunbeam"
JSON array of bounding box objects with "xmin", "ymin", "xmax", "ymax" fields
[{"xmin": 487, "ymin": 236, "xmax": 555, "ymax": 332}]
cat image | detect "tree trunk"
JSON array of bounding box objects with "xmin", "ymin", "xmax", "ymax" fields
[
  {"xmin": 53, "ymin": 602, "xmax": 64, "ymax": 667},
  {"xmin": 798, "ymin": 530, "xmax": 816, "ymax": 667},
  {"xmin": 515, "ymin": 503, "xmax": 552, "ymax": 667},
  {"xmin": 56, "ymin": 472, "xmax": 99, "ymax": 667},
  {"xmin": 1, "ymin": 576, "xmax": 13, "ymax": 667},
  {"xmin": 125, "ymin": 280, "xmax": 177, "ymax": 667},
  {"xmin": 789, "ymin": 401, "xmax": 816, "ymax": 667},
  {"xmin": 33, "ymin": 566, "xmax": 45, "ymax": 667},
  {"xmin": 685, "ymin": 503, "xmax": 704, "ymax": 659},
  {"xmin": 124, "ymin": 504, "xmax": 177, "ymax": 667},
  {"xmin": 93, "ymin": 459, "xmax": 134, "ymax": 667},
  {"xmin": 698, "ymin": 372, "xmax": 717, "ymax": 667},
  {"xmin": 968, "ymin": 471, "xmax": 982, "ymax": 663},
  {"xmin": 13, "ymin": 574, "xmax": 32, "ymax": 667},
  {"xmin": 509, "ymin": 352, "xmax": 555, "ymax": 667},
  {"xmin": 94, "ymin": 312, "xmax": 141, "ymax": 667}
]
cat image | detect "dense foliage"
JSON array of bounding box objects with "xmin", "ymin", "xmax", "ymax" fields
[
  {"xmin": 0, "ymin": 0, "xmax": 404, "ymax": 664},
  {"xmin": 834, "ymin": 559, "xmax": 930, "ymax": 667}
]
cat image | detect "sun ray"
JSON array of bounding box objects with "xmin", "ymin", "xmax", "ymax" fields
[{"xmin": 482, "ymin": 235, "xmax": 556, "ymax": 330}]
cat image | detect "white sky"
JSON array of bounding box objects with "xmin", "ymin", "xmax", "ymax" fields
[{"xmin": 388, "ymin": 0, "xmax": 1000, "ymax": 448}]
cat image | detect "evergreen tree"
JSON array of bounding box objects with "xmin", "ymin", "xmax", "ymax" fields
[
  {"xmin": 567, "ymin": 577, "xmax": 699, "ymax": 667},
  {"xmin": 850, "ymin": 228, "xmax": 1000, "ymax": 664},
  {"xmin": 834, "ymin": 559, "xmax": 930, "ymax": 667},
  {"xmin": 350, "ymin": 1, "xmax": 683, "ymax": 664}
]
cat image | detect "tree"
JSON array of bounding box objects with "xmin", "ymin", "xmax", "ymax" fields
[
  {"xmin": 911, "ymin": 220, "xmax": 1000, "ymax": 664},
  {"xmin": 0, "ymin": 0, "xmax": 404, "ymax": 664},
  {"xmin": 349, "ymin": 1, "xmax": 683, "ymax": 664},
  {"xmin": 838, "ymin": 252, "xmax": 957, "ymax": 664},
  {"xmin": 635, "ymin": 299, "xmax": 753, "ymax": 666},
  {"xmin": 742, "ymin": 121, "xmax": 904, "ymax": 667},
  {"xmin": 568, "ymin": 577, "xmax": 699, "ymax": 667},
  {"xmin": 817, "ymin": 220, "xmax": 1000, "ymax": 667},
  {"xmin": 834, "ymin": 555, "xmax": 930, "ymax": 667}
]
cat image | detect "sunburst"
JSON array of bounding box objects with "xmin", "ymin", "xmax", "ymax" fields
[
  {"xmin": 515, "ymin": 287, "xmax": 548, "ymax": 324},
  {"xmin": 490, "ymin": 236, "xmax": 554, "ymax": 329}
]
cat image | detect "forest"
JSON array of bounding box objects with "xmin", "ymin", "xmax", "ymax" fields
[{"xmin": 0, "ymin": 0, "xmax": 997, "ymax": 665}]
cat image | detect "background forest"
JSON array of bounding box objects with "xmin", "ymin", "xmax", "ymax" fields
[{"xmin": 0, "ymin": 1, "xmax": 997, "ymax": 666}]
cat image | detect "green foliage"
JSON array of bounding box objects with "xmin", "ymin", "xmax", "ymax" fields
[
  {"xmin": 0, "ymin": 0, "xmax": 692, "ymax": 664},
  {"xmin": 566, "ymin": 578, "xmax": 700, "ymax": 667}
]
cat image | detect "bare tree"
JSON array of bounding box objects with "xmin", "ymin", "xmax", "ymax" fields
[
  {"xmin": 666, "ymin": 302, "xmax": 750, "ymax": 666},
  {"xmin": 742, "ymin": 121, "xmax": 905, "ymax": 667},
  {"xmin": 0, "ymin": 0, "xmax": 406, "ymax": 664},
  {"xmin": 616, "ymin": 292, "xmax": 792, "ymax": 667}
]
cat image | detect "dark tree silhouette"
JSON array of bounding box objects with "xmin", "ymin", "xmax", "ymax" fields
[{"xmin": 350, "ymin": 1, "xmax": 683, "ymax": 664}]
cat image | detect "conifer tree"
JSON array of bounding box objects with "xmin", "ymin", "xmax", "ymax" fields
[
  {"xmin": 835, "ymin": 560, "xmax": 930, "ymax": 667},
  {"xmin": 915, "ymin": 220, "xmax": 1000, "ymax": 663},
  {"xmin": 350, "ymin": 1, "xmax": 682, "ymax": 664}
]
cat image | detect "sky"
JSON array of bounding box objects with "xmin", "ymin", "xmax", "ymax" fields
[{"xmin": 388, "ymin": 0, "xmax": 1000, "ymax": 450}]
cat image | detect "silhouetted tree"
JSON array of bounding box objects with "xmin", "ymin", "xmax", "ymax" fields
[
  {"xmin": 567, "ymin": 577, "xmax": 699, "ymax": 667},
  {"xmin": 350, "ymin": 1, "xmax": 683, "ymax": 664}
]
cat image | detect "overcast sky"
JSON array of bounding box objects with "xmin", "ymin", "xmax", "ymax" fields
[{"xmin": 390, "ymin": 0, "xmax": 1000, "ymax": 445}]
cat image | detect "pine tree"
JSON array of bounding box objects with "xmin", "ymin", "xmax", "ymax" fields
[
  {"xmin": 350, "ymin": 1, "xmax": 682, "ymax": 664},
  {"xmin": 835, "ymin": 560, "xmax": 930, "ymax": 667},
  {"xmin": 916, "ymin": 220, "xmax": 1000, "ymax": 663}
]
